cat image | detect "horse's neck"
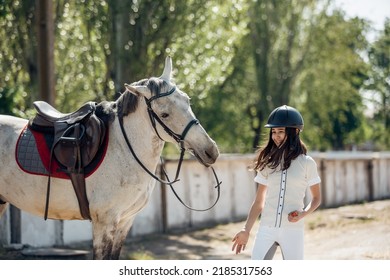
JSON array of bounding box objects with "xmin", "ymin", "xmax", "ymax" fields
[{"xmin": 112, "ymin": 109, "xmax": 164, "ymax": 168}]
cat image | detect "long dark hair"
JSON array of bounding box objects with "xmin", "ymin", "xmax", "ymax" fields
[{"xmin": 253, "ymin": 127, "xmax": 307, "ymax": 171}]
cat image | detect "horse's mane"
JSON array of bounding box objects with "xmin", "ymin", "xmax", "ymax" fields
[
  {"xmin": 95, "ymin": 101, "xmax": 116, "ymax": 126},
  {"xmin": 95, "ymin": 77, "xmax": 166, "ymax": 125},
  {"xmin": 114, "ymin": 77, "xmax": 166, "ymax": 118}
]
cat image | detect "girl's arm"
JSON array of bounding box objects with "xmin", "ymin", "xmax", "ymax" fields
[
  {"xmin": 232, "ymin": 184, "xmax": 267, "ymax": 254},
  {"xmin": 304, "ymin": 183, "xmax": 322, "ymax": 215},
  {"xmin": 288, "ymin": 183, "xmax": 321, "ymax": 222}
]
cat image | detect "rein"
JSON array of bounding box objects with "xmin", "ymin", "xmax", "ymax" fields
[
  {"xmin": 160, "ymin": 157, "xmax": 221, "ymax": 212},
  {"xmin": 118, "ymin": 86, "xmax": 221, "ymax": 211}
]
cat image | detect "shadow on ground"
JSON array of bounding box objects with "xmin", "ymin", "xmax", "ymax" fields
[{"xmin": 1, "ymin": 199, "xmax": 390, "ymax": 260}]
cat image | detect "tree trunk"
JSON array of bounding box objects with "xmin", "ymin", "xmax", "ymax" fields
[{"xmin": 36, "ymin": 0, "xmax": 55, "ymax": 105}]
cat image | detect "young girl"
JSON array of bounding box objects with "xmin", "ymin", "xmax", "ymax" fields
[{"xmin": 232, "ymin": 105, "xmax": 321, "ymax": 260}]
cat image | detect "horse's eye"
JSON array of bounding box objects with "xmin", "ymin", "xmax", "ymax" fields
[{"xmin": 161, "ymin": 113, "xmax": 169, "ymax": 118}]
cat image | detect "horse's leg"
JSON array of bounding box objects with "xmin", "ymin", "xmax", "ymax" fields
[
  {"xmin": 111, "ymin": 216, "xmax": 135, "ymax": 259},
  {"xmin": 92, "ymin": 218, "xmax": 116, "ymax": 260},
  {"xmin": 91, "ymin": 216, "xmax": 135, "ymax": 260},
  {"xmin": 0, "ymin": 201, "xmax": 8, "ymax": 218}
]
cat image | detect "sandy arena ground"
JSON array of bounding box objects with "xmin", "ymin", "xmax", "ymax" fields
[{"xmin": 1, "ymin": 199, "xmax": 389, "ymax": 260}]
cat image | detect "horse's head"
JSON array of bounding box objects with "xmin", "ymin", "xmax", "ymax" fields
[{"xmin": 125, "ymin": 57, "xmax": 219, "ymax": 167}]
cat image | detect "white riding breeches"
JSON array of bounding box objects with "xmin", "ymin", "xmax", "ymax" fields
[{"xmin": 251, "ymin": 226, "xmax": 304, "ymax": 260}]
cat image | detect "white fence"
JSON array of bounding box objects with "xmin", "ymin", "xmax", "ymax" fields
[{"xmin": 1, "ymin": 152, "xmax": 389, "ymax": 247}]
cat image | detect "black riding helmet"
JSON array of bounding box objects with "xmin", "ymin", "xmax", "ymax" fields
[{"xmin": 265, "ymin": 105, "xmax": 304, "ymax": 131}]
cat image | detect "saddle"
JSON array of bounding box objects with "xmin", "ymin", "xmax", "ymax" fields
[{"xmin": 29, "ymin": 101, "xmax": 107, "ymax": 220}]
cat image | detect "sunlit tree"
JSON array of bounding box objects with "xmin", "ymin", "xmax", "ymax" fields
[{"xmin": 365, "ymin": 19, "xmax": 390, "ymax": 149}]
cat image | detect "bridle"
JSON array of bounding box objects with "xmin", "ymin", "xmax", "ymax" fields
[{"xmin": 118, "ymin": 85, "xmax": 221, "ymax": 211}]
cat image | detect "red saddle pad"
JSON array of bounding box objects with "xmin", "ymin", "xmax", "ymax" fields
[{"xmin": 15, "ymin": 125, "xmax": 109, "ymax": 179}]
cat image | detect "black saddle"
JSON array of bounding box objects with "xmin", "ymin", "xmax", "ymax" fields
[
  {"xmin": 32, "ymin": 101, "xmax": 96, "ymax": 125},
  {"xmin": 29, "ymin": 101, "xmax": 107, "ymax": 220}
]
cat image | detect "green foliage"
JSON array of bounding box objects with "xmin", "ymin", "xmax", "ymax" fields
[
  {"xmin": 295, "ymin": 10, "xmax": 370, "ymax": 150},
  {"xmin": 365, "ymin": 19, "xmax": 390, "ymax": 149},
  {"xmin": 0, "ymin": 1, "xmax": 36, "ymax": 117},
  {"xmin": 54, "ymin": 0, "xmax": 111, "ymax": 111},
  {"xmin": 0, "ymin": 0, "xmax": 388, "ymax": 152},
  {"xmin": 169, "ymin": 0, "xmax": 251, "ymax": 153}
]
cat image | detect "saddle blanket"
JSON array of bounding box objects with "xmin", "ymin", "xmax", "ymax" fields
[{"xmin": 15, "ymin": 125, "xmax": 108, "ymax": 179}]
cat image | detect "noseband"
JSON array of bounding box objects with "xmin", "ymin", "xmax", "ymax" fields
[{"xmin": 118, "ymin": 85, "xmax": 221, "ymax": 211}]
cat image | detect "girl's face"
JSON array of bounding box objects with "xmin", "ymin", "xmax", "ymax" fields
[{"xmin": 271, "ymin": 127, "xmax": 286, "ymax": 147}]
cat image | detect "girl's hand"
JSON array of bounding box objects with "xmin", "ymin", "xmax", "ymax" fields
[
  {"xmin": 232, "ymin": 230, "xmax": 249, "ymax": 254},
  {"xmin": 288, "ymin": 210, "xmax": 302, "ymax": 222}
]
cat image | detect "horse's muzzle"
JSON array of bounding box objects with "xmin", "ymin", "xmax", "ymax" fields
[{"xmin": 191, "ymin": 142, "xmax": 219, "ymax": 167}]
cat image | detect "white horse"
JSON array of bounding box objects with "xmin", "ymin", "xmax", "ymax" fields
[{"xmin": 0, "ymin": 57, "xmax": 219, "ymax": 259}]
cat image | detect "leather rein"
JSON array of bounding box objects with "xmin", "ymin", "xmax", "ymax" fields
[{"xmin": 118, "ymin": 86, "xmax": 221, "ymax": 211}]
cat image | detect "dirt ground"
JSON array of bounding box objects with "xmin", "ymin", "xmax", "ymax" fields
[{"xmin": 1, "ymin": 199, "xmax": 389, "ymax": 260}]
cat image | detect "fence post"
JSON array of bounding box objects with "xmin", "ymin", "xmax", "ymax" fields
[
  {"xmin": 10, "ymin": 205, "xmax": 21, "ymax": 244},
  {"xmin": 319, "ymin": 158, "xmax": 327, "ymax": 208},
  {"xmin": 366, "ymin": 159, "xmax": 374, "ymax": 201}
]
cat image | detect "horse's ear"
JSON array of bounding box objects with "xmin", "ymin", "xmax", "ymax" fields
[
  {"xmin": 160, "ymin": 56, "xmax": 172, "ymax": 82},
  {"xmin": 124, "ymin": 83, "xmax": 151, "ymax": 98}
]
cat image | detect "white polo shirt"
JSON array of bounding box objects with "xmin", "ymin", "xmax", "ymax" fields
[{"xmin": 254, "ymin": 154, "xmax": 321, "ymax": 229}]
